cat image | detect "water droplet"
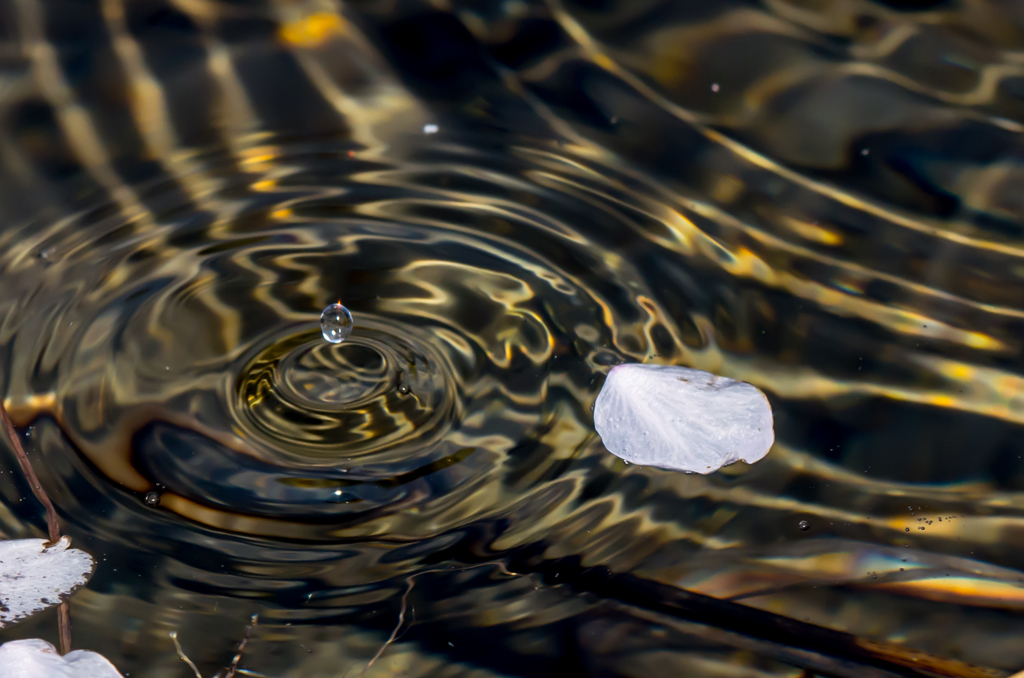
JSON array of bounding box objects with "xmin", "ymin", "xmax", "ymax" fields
[
  {"xmin": 397, "ymin": 384, "xmax": 410, "ymax": 395},
  {"xmin": 798, "ymin": 520, "xmax": 810, "ymax": 531},
  {"xmin": 423, "ymin": 123, "xmax": 439, "ymax": 134},
  {"xmin": 711, "ymin": 83, "xmax": 720, "ymax": 92},
  {"xmin": 144, "ymin": 492, "xmax": 160, "ymax": 507},
  {"xmin": 320, "ymin": 303, "xmax": 354, "ymax": 343}
]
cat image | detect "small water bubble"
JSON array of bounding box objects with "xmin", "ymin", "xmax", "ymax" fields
[
  {"xmin": 144, "ymin": 492, "xmax": 160, "ymax": 507},
  {"xmin": 423, "ymin": 123, "xmax": 439, "ymax": 134},
  {"xmin": 711, "ymin": 82, "xmax": 720, "ymax": 92},
  {"xmin": 397, "ymin": 384, "xmax": 410, "ymax": 395},
  {"xmin": 320, "ymin": 303, "xmax": 354, "ymax": 343},
  {"xmin": 798, "ymin": 520, "xmax": 810, "ymax": 531}
]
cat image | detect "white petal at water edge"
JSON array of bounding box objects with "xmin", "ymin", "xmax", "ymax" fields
[
  {"xmin": 0, "ymin": 537, "xmax": 94, "ymax": 628},
  {"xmin": 0, "ymin": 639, "xmax": 124, "ymax": 678},
  {"xmin": 593, "ymin": 364, "xmax": 774, "ymax": 474}
]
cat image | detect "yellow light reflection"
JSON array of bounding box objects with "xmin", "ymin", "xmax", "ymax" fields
[{"xmin": 279, "ymin": 12, "xmax": 346, "ymax": 48}]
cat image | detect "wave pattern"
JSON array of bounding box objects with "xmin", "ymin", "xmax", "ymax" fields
[{"xmin": 0, "ymin": 0, "xmax": 1024, "ymax": 676}]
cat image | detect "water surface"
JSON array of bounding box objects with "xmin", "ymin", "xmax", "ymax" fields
[{"xmin": 1, "ymin": 0, "xmax": 1023, "ymax": 676}]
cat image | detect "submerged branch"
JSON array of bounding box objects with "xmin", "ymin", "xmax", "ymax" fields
[
  {"xmin": 223, "ymin": 614, "xmax": 259, "ymax": 678},
  {"xmin": 0, "ymin": 400, "xmax": 60, "ymax": 543},
  {"xmin": 360, "ymin": 577, "xmax": 414, "ymax": 678},
  {"xmin": 172, "ymin": 613, "xmax": 259, "ymax": 678},
  {"xmin": 361, "ymin": 563, "xmax": 536, "ymax": 677},
  {"xmin": 171, "ymin": 631, "xmax": 204, "ymax": 678}
]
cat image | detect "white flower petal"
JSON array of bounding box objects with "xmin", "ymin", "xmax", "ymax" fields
[
  {"xmin": 594, "ymin": 364, "xmax": 774, "ymax": 474},
  {"xmin": 0, "ymin": 639, "xmax": 123, "ymax": 678},
  {"xmin": 0, "ymin": 537, "xmax": 94, "ymax": 628}
]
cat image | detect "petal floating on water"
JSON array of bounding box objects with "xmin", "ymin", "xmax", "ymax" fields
[
  {"xmin": 0, "ymin": 537, "xmax": 94, "ymax": 628},
  {"xmin": 0, "ymin": 639, "xmax": 124, "ymax": 678},
  {"xmin": 593, "ymin": 364, "xmax": 774, "ymax": 474}
]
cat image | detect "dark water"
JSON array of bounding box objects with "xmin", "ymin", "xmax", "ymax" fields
[{"xmin": 1, "ymin": 0, "xmax": 1024, "ymax": 676}]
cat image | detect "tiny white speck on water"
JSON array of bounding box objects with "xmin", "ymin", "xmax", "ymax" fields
[
  {"xmin": 423, "ymin": 123, "xmax": 439, "ymax": 134},
  {"xmin": 320, "ymin": 303, "xmax": 354, "ymax": 343}
]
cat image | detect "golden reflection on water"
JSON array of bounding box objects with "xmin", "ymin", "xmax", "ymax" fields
[{"xmin": 1, "ymin": 0, "xmax": 1024, "ymax": 676}]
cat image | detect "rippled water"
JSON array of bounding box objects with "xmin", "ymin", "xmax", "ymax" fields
[{"xmin": 1, "ymin": 0, "xmax": 1024, "ymax": 676}]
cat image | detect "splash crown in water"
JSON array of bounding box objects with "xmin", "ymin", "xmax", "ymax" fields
[{"xmin": 320, "ymin": 303, "xmax": 354, "ymax": 344}]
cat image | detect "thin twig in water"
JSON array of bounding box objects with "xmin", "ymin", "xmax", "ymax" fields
[
  {"xmin": 0, "ymin": 397, "xmax": 73, "ymax": 654},
  {"xmin": 173, "ymin": 613, "xmax": 260, "ymax": 678},
  {"xmin": 360, "ymin": 563, "xmax": 535, "ymax": 677},
  {"xmin": 171, "ymin": 631, "xmax": 204, "ymax": 678},
  {"xmin": 360, "ymin": 577, "xmax": 415, "ymax": 678},
  {"xmin": 223, "ymin": 614, "xmax": 259, "ymax": 678},
  {"xmin": 56, "ymin": 605, "xmax": 72, "ymax": 657},
  {"xmin": 0, "ymin": 400, "xmax": 60, "ymax": 543}
]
